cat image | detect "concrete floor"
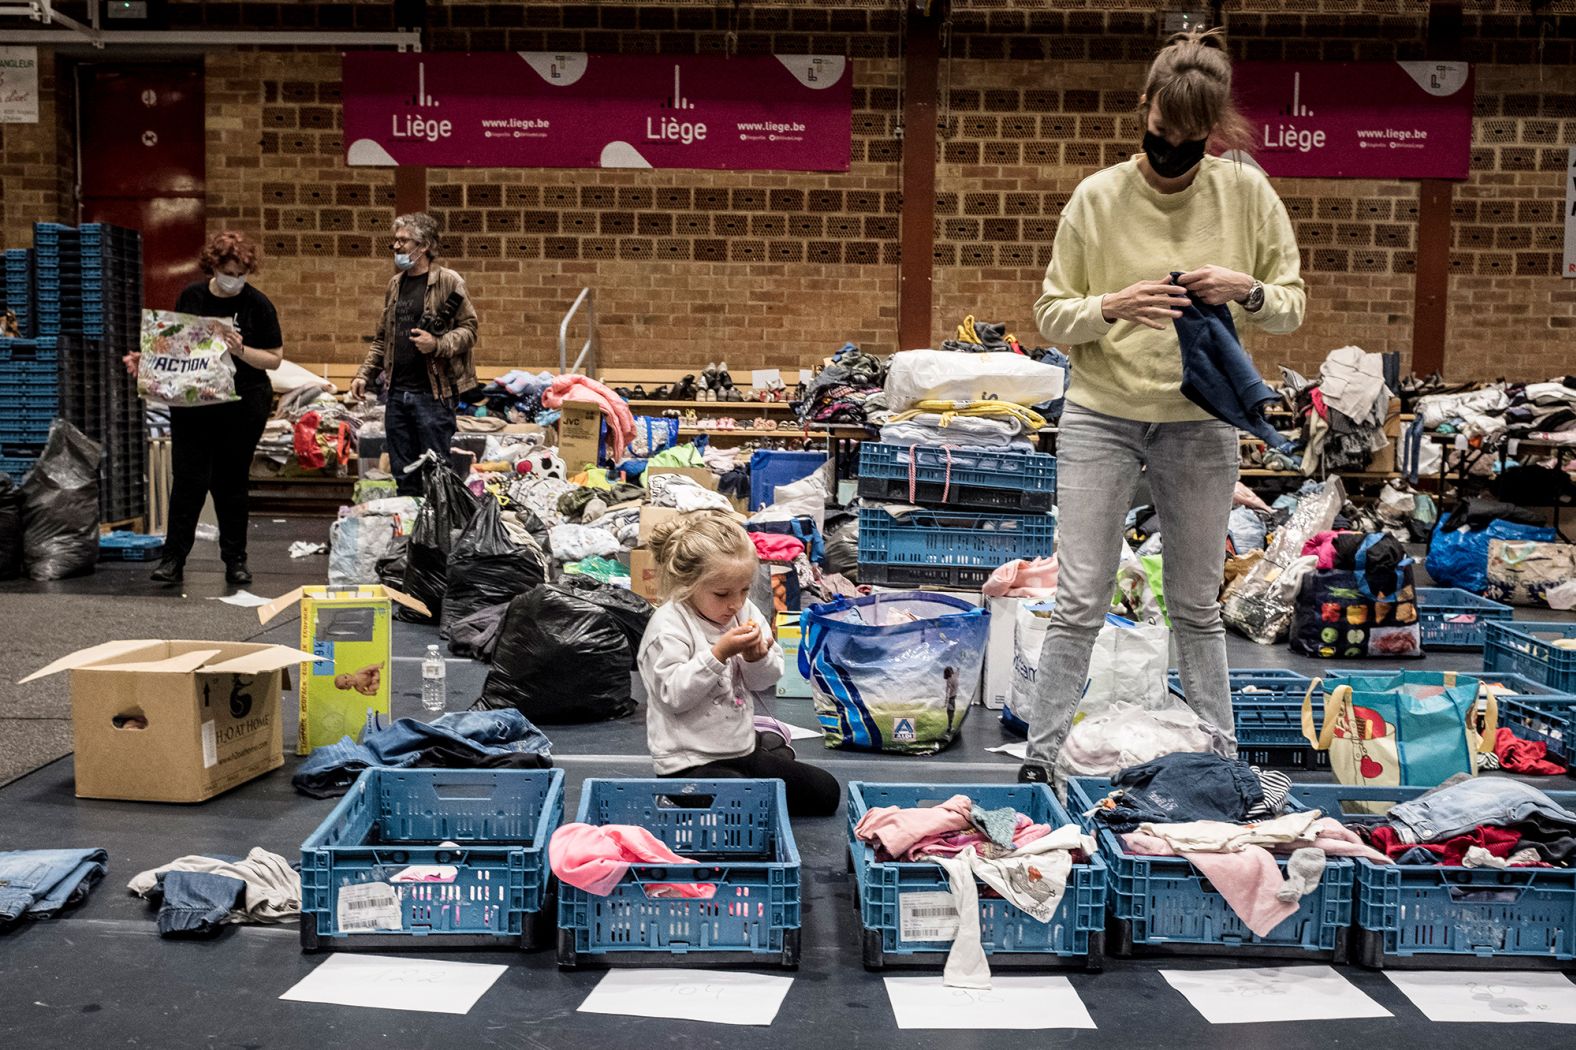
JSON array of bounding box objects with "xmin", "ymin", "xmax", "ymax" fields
[{"xmin": 0, "ymin": 517, "xmax": 1573, "ymax": 1048}]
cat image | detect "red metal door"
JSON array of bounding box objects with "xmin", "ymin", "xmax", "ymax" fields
[{"xmin": 77, "ymin": 64, "xmax": 206, "ymax": 310}]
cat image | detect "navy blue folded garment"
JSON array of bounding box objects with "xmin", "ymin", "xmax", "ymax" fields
[{"xmin": 1170, "ymin": 271, "xmax": 1288, "ymax": 448}]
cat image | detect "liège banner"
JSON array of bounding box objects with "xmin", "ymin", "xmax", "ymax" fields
[
  {"xmin": 1232, "ymin": 61, "xmax": 1473, "ymax": 180},
  {"xmin": 342, "ymin": 52, "xmax": 851, "ymax": 172}
]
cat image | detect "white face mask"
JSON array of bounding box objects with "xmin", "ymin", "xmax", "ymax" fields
[
  {"xmin": 394, "ymin": 253, "xmax": 417, "ymax": 271},
  {"xmin": 214, "ymin": 272, "xmax": 247, "ymax": 294}
]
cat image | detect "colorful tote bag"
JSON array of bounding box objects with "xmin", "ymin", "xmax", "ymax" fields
[
  {"xmin": 1289, "ymin": 564, "xmax": 1423, "ymax": 659},
  {"xmin": 1301, "ymin": 670, "xmax": 1497, "ymax": 789}
]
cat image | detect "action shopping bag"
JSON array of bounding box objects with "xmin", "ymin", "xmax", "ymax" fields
[
  {"xmin": 800, "ymin": 591, "xmax": 986, "ymax": 754},
  {"xmin": 1301, "ymin": 670, "xmax": 1495, "ymax": 789}
]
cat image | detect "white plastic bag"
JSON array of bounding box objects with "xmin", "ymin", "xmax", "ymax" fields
[
  {"xmin": 1008, "ymin": 600, "xmax": 1056, "ymax": 721},
  {"xmin": 885, "ymin": 349, "xmax": 1064, "ymax": 411},
  {"xmin": 138, "ymin": 309, "xmax": 240, "ymax": 407},
  {"xmin": 1084, "ymin": 614, "xmax": 1170, "ymax": 714},
  {"xmin": 1057, "ymin": 701, "xmax": 1231, "ymax": 778}
]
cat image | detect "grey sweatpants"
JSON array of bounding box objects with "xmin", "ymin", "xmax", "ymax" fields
[{"xmin": 1026, "ymin": 402, "xmax": 1240, "ymax": 768}]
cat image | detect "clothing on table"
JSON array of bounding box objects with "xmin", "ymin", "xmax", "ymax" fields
[
  {"xmin": 663, "ymin": 732, "xmax": 841, "ymax": 818},
  {"xmin": 1088, "ymin": 752, "xmax": 1264, "ymax": 833},
  {"xmin": 388, "ymin": 271, "xmax": 430, "ymax": 393},
  {"xmin": 541, "ymin": 374, "xmax": 637, "ymax": 464},
  {"xmin": 1383, "ymin": 777, "xmax": 1576, "ymax": 846},
  {"xmin": 638, "ymin": 597, "xmax": 783, "ymax": 776},
  {"xmin": 292, "ymin": 709, "xmax": 552, "ymax": 798},
  {"xmin": 149, "ymin": 871, "xmax": 247, "ymax": 938},
  {"xmin": 356, "ymin": 265, "xmax": 479, "ymax": 403},
  {"xmin": 163, "ymin": 383, "xmax": 273, "ymax": 563},
  {"xmin": 127, "ymin": 847, "xmax": 301, "ymax": 924},
  {"xmin": 548, "ymin": 823, "xmax": 715, "ymax": 899},
  {"xmin": 1024, "ymin": 403, "xmax": 1240, "ymax": 775},
  {"xmin": 0, "ymin": 848, "xmax": 108, "ymax": 925},
  {"xmin": 1491, "ymin": 727, "xmax": 1567, "ymax": 775},
  {"xmin": 174, "ymin": 280, "xmax": 283, "ymax": 397},
  {"xmin": 385, "ymin": 388, "xmax": 458, "ymax": 497},
  {"xmin": 879, "ymin": 413, "xmax": 1034, "ymax": 451},
  {"xmin": 1318, "ymin": 345, "xmax": 1391, "ymax": 428},
  {"xmin": 1169, "ymin": 271, "xmax": 1289, "ymax": 448},
  {"xmin": 1032, "ymin": 155, "xmax": 1304, "ymax": 424}
]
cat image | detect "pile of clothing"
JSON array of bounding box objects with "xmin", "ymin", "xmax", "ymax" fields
[
  {"xmin": 795, "ymin": 342, "xmax": 888, "ymax": 426},
  {"xmin": 853, "ymin": 792, "xmax": 1095, "ymax": 988},
  {"xmin": 1345, "ymin": 777, "xmax": 1576, "ymax": 868},
  {"xmin": 1085, "ymin": 753, "xmax": 1392, "ymax": 937},
  {"xmin": 878, "ymin": 400, "xmax": 1044, "ymax": 451},
  {"xmin": 128, "ymin": 848, "xmax": 300, "ymax": 938},
  {"xmin": 938, "ymin": 314, "xmax": 1070, "ymax": 418},
  {"xmin": 0, "ymin": 848, "xmax": 108, "ymax": 927},
  {"xmin": 292, "ymin": 710, "xmax": 552, "ymax": 799},
  {"xmin": 548, "ymin": 823, "xmax": 715, "ymax": 899},
  {"xmin": 1279, "ymin": 346, "xmax": 1396, "ymax": 475},
  {"xmin": 459, "ymin": 369, "xmax": 555, "ymax": 424}
]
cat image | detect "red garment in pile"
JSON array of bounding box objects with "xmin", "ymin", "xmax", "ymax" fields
[
  {"xmin": 1368, "ymin": 824, "xmax": 1523, "ymax": 866},
  {"xmin": 1492, "ymin": 727, "xmax": 1567, "ymax": 776}
]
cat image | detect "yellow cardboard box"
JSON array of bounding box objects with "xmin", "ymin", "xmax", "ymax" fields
[{"xmin": 258, "ymin": 585, "xmax": 431, "ymax": 754}]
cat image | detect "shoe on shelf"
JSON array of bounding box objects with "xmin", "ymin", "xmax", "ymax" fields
[
  {"xmin": 612, "ymin": 386, "xmax": 634, "ymax": 401},
  {"xmin": 631, "ymin": 385, "xmax": 650, "ymax": 400},
  {"xmin": 650, "ymin": 384, "xmax": 673, "ymax": 401},
  {"xmin": 672, "ymin": 374, "xmax": 698, "ymax": 401},
  {"xmin": 150, "ymin": 557, "xmax": 184, "ymax": 585},
  {"xmin": 225, "ymin": 560, "xmax": 253, "ymax": 586}
]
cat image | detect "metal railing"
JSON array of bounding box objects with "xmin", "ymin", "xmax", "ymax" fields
[{"xmin": 558, "ymin": 287, "xmax": 598, "ymax": 375}]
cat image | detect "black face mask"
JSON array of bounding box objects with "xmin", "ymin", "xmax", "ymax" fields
[{"xmin": 1143, "ymin": 131, "xmax": 1208, "ymax": 179}]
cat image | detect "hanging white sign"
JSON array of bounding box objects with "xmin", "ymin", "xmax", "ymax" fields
[{"xmin": 0, "ymin": 47, "xmax": 40, "ymax": 124}]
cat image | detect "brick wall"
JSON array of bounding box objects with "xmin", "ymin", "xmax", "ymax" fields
[{"xmin": 3, "ymin": 0, "xmax": 1575, "ymax": 382}]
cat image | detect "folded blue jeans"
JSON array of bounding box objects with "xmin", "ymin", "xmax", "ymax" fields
[
  {"xmin": 1387, "ymin": 778, "xmax": 1576, "ymax": 845},
  {"xmin": 154, "ymin": 871, "xmax": 247, "ymax": 938},
  {"xmin": 0, "ymin": 848, "xmax": 109, "ymax": 924}
]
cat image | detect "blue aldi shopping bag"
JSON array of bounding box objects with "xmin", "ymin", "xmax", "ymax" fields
[
  {"xmin": 1301, "ymin": 670, "xmax": 1497, "ymax": 789},
  {"xmin": 799, "ymin": 591, "xmax": 987, "ymax": 755}
]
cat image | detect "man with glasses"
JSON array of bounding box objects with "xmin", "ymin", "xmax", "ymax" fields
[{"xmin": 351, "ymin": 212, "xmax": 480, "ymax": 495}]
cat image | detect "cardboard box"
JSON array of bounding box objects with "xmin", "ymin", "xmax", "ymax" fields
[
  {"xmin": 646, "ymin": 466, "xmax": 718, "ymax": 491},
  {"xmin": 629, "ymin": 548, "xmax": 661, "ymax": 603},
  {"xmin": 21, "ymin": 640, "xmax": 314, "ymax": 802},
  {"xmin": 1367, "ymin": 398, "xmax": 1404, "ymax": 475},
  {"xmin": 775, "ymin": 613, "xmax": 812, "ymax": 699},
  {"xmin": 258, "ymin": 585, "xmax": 431, "ymax": 755},
  {"xmin": 637, "ymin": 505, "xmax": 746, "ymax": 545},
  {"xmin": 558, "ymin": 400, "xmax": 604, "ymax": 472}
]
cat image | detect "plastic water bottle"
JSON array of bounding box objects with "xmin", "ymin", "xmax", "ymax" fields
[{"xmin": 421, "ymin": 645, "xmax": 446, "ymax": 714}]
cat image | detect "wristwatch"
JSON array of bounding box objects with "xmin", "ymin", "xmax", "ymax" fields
[{"xmin": 1240, "ymin": 279, "xmax": 1265, "ymax": 313}]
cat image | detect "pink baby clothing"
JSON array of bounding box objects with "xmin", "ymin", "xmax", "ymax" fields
[
  {"xmin": 854, "ymin": 794, "xmax": 973, "ymax": 860},
  {"xmin": 542, "ymin": 375, "xmax": 637, "ymax": 463},
  {"xmin": 751, "ymin": 533, "xmax": 806, "ymax": 563},
  {"xmin": 913, "ymin": 815, "xmax": 1053, "ymax": 859},
  {"xmin": 549, "ymin": 823, "xmax": 716, "ymax": 899},
  {"xmin": 1121, "ymin": 831, "xmax": 1299, "ymax": 937},
  {"xmin": 981, "ymin": 557, "xmax": 1059, "ymax": 598}
]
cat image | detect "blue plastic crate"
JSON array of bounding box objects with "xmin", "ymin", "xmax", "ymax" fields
[
  {"xmin": 0, "ymin": 338, "xmax": 59, "ymax": 363},
  {"xmin": 848, "ymin": 782, "xmax": 1106, "ymax": 970},
  {"xmin": 1168, "ymin": 667, "xmax": 1314, "ymax": 705},
  {"xmin": 0, "ymin": 455, "xmax": 38, "ymax": 482},
  {"xmin": 299, "ymin": 767, "xmax": 564, "ymax": 951},
  {"xmin": 1497, "ymin": 693, "xmax": 1576, "ymax": 765},
  {"xmin": 749, "ymin": 449, "xmax": 826, "ymax": 510},
  {"xmin": 858, "ymin": 443, "xmax": 1057, "ymax": 512},
  {"xmin": 1165, "ymin": 668, "xmax": 1327, "ymax": 768},
  {"xmin": 1067, "ymin": 776, "xmax": 1354, "ymax": 959},
  {"xmin": 1485, "ymin": 621, "xmax": 1576, "ymax": 694},
  {"xmin": 1416, "ymin": 588, "xmax": 1515, "ymax": 649},
  {"xmin": 0, "ymin": 420, "xmax": 52, "ymax": 445},
  {"xmin": 858, "ymin": 507, "xmax": 1056, "ymax": 574},
  {"xmin": 556, "ymin": 778, "xmax": 801, "ymax": 968},
  {"xmin": 1287, "ymin": 782, "xmax": 1576, "ymax": 967},
  {"xmin": 97, "ymin": 531, "xmax": 164, "ymax": 561}
]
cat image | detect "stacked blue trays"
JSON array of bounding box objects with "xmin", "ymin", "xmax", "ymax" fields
[
  {"xmin": 748, "ymin": 449, "xmax": 827, "ymax": 510},
  {"xmin": 98, "ymin": 531, "xmax": 165, "ymax": 561},
  {"xmin": 3, "ymin": 249, "xmax": 33, "ymax": 337},
  {"xmin": 1485, "ymin": 621, "xmax": 1576, "ymax": 694},
  {"xmin": 857, "ymin": 443, "xmax": 1058, "ymax": 512},
  {"xmin": 1168, "ymin": 668, "xmax": 1327, "ymax": 769},
  {"xmin": 1068, "ymin": 776, "xmax": 1355, "ymax": 960},
  {"xmin": 299, "ymin": 767, "xmax": 565, "ymax": 951},
  {"xmin": 557, "ymin": 778, "xmax": 802, "ymax": 969},
  {"xmin": 0, "ymin": 338, "xmax": 60, "ymax": 448},
  {"xmin": 1289, "ymin": 783, "xmax": 1576, "ymax": 968},
  {"xmin": 1416, "ymin": 587, "xmax": 1514, "ymax": 649},
  {"xmin": 857, "ymin": 507, "xmax": 1056, "ymax": 589},
  {"xmin": 848, "ymin": 782, "xmax": 1106, "ymax": 971}
]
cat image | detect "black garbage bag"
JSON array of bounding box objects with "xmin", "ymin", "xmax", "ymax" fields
[
  {"xmin": 509, "ymin": 506, "xmax": 552, "ymax": 556},
  {"xmin": 0, "ymin": 475, "xmax": 23, "ymax": 580},
  {"xmin": 399, "ymin": 462, "xmax": 478, "ymax": 623},
  {"xmin": 823, "ymin": 510, "xmax": 859, "ymax": 579},
  {"xmin": 21, "ymin": 420, "xmax": 102, "ymax": 581},
  {"xmin": 476, "ymin": 580, "xmax": 654, "ymax": 723},
  {"xmin": 376, "ymin": 533, "xmax": 409, "ymax": 592},
  {"xmin": 447, "ymin": 601, "xmax": 510, "ymax": 660},
  {"xmin": 441, "ymin": 498, "xmax": 549, "ymax": 641}
]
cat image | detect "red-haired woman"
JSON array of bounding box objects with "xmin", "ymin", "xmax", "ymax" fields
[{"xmin": 150, "ymin": 231, "xmax": 284, "ymax": 585}]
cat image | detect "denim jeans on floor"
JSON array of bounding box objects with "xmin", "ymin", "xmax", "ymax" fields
[
  {"xmin": 385, "ymin": 388, "xmax": 457, "ymax": 496},
  {"xmin": 155, "ymin": 871, "xmax": 247, "ymax": 938},
  {"xmin": 0, "ymin": 848, "xmax": 109, "ymax": 924},
  {"xmin": 1026, "ymin": 402, "xmax": 1240, "ymax": 770}
]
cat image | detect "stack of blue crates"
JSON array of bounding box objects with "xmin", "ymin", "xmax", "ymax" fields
[
  {"xmin": 0, "ymin": 224, "xmax": 145, "ymax": 523},
  {"xmin": 856, "ymin": 441, "xmax": 1058, "ymax": 588}
]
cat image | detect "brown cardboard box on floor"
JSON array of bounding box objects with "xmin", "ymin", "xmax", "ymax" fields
[
  {"xmin": 20, "ymin": 640, "xmax": 316, "ymax": 803},
  {"xmin": 629, "ymin": 548, "xmax": 662, "ymax": 603},
  {"xmin": 558, "ymin": 401, "xmax": 604, "ymax": 472},
  {"xmin": 646, "ymin": 466, "xmax": 718, "ymax": 491}
]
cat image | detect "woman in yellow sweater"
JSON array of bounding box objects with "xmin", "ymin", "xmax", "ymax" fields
[{"xmin": 1021, "ymin": 30, "xmax": 1305, "ymax": 786}]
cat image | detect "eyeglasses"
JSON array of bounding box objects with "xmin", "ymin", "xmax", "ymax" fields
[{"xmin": 392, "ymin": 236, "xmax": 417, "ymax": 246}]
